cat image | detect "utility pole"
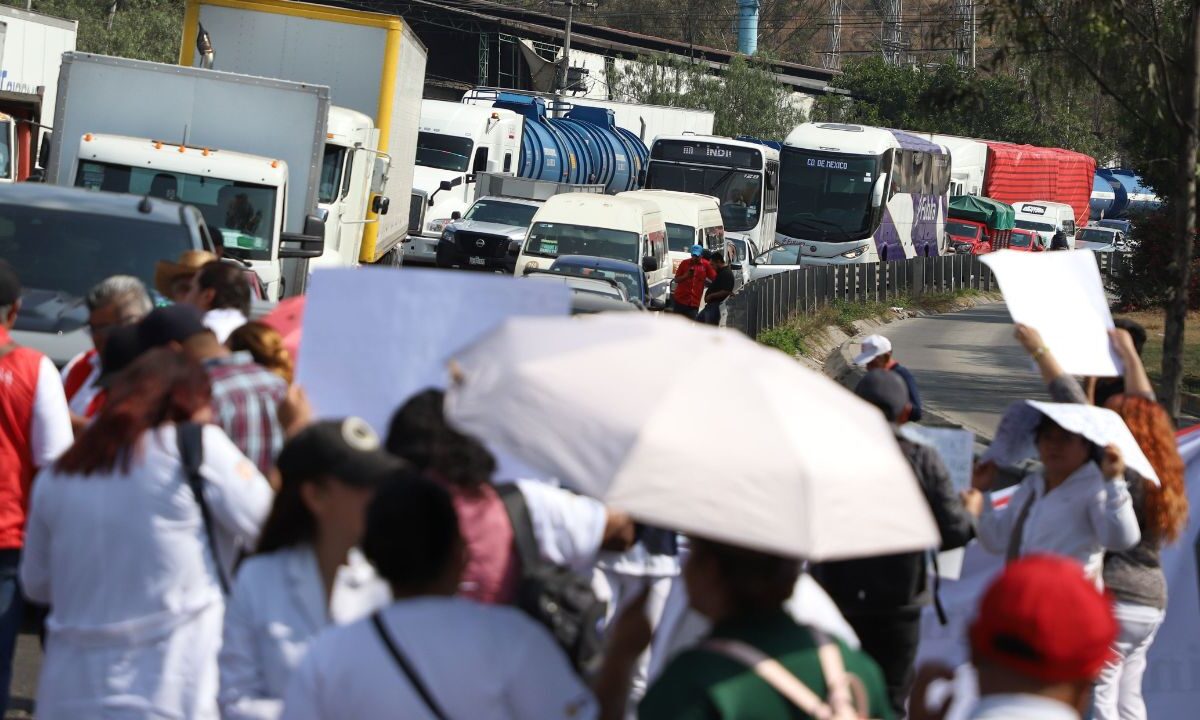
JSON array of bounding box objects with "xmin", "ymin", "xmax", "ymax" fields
[
  {"xmin": 823, "ymin": 0, "xmax": 844, "ymax": 71},
  {"xmin": 954, "ymin": 0, "xmax": 975, "ymax": 69},
  {"xmin": 549, "ymin": 0, "xmax": 595, "ymax": 117},
  {"xmin": 873, "ymin": 0, "xmax": 904, "ymax": 66}
]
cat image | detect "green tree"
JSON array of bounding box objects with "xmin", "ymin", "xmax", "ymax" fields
[
  {"xmin": 8, "ymin": 0, "xmax": 185, "ymax": 63},
  {"xmin": 607, "ymin": 53, "xmax": 806, "ymax": 139}
]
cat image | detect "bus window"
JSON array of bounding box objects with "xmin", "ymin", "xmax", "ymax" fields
[{"xmin": 765, "ymin": 161, "xmax": 780, "ymax": 212}]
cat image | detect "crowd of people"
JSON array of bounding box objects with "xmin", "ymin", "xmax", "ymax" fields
[{"xmin": 0, "ymin": 249, "xmax": 1192, "ymax": 720}]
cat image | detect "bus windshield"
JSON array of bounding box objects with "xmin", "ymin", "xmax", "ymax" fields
[
  {"xmin": 778, "ymin": 148, "xmax": 879, "ymax": 242},
  {"xmin": 524, "ymin": 222, "xmax": 640, "ymax": 263},
  {"xmin": 645, "ymin": 164, "xmax": 762, "ymax": 232},
  {"xmin": 76, "ymin": 160, "xmax": 277, "ymax": 261},
  {"xmin": 416, "ymin": 132, "xmax": 472, "ymax": 173}
]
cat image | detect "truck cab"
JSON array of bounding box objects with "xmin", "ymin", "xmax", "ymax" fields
[
  {"xmin": 71, "ymin": 133, "xmax": 289, "ymax": 298},
  {"xmin": 945, "ymin": 218, "xmax": 991, "ymax": 254},
  {"xmin": 314, "ymin": 106, "xmax": 390, "ymax": 270},
  {"xmin": 406, "ymin": 100, "xmax": 522, "ymax": 263}
]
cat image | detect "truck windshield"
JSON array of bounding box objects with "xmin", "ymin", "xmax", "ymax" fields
[
  {"xmin": 319, "ymin": 144, "xmax": 349, "ymax": 204},
  {"xmin": 0, "ymin": 204, "xmax": 191, "ymax": 314},
  {"xmin": 0, "ymin": 120, "xmax": 11, "ymax": 179},
  {"xmin": 76, "ymin": 161, "xmax": 278, "ymax": 262},
  {"xmin": 1078, "ymin": 228, "xmax": 1117, "ymax": 245},
  {"xmin": 665, "ymin": 223, "xmax": 697, "ymax": 252},
  {"xmin": 464, "ymin": 200, "xmax": 539, "ymax": 227},
  {"xmin": 416, "ymin": 132, "xmax": 472, "ymax": 173},
  {"xmin": 1015, "ymin": 219, "xmax": 1056, "ymax": 233},
  {"xmin": 644, "ymin": 163, "xmax": 762, "ymax": 232},
  {"xmin": 778, "ymin": 148, "xmax": 879, "ymax": 242},
  {"xmin": 1010, "ymin": 232, "xmax": 1033, "ymax": 248},
  {"xmin": 524, "ymin": 222, "xmax": 640, "ymax": 263},
  {"xmin": 945, "ymin": 221, "xmax": 981, "ymax": 239}
]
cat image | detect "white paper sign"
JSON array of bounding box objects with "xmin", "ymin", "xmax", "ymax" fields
[
  {"xmin": 296, "ymin": 267, "xmax": 571, "ymax": 436},
  {"xmin": 981, "ymin": 249, "xmax": 1121, "ymax": 377},
  {"xmin": 901, "ymin": 425, "xmax": 976, "ymax": 493}
]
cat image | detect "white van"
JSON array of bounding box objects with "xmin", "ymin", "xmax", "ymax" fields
[
  {"xmin": 1014, "ymin": 201, "xmax": 1078, "ymax": 249},
  {"xmin": 515, "ymin": 194, "xmax": 671, "ymax": 303},
  {"xmin": 617, "ymin": 189, "xmax": 725, "ymax": 272}
]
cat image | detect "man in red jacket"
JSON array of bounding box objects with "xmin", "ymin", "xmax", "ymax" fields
[
  {"xmin": 671, "ymin": 245, "xmax": 714, "ymax": 320},
  {"xmin": 0, "ymin": 261, "xmax": 72, "ymax": 708}
]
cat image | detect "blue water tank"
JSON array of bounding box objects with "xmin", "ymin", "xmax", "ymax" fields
[
  {"xmin": 1091, "ymin": 168, "xmax": 1160, "ymax": 219},
  {"xmin": 1110, "ymin": 169, "xmax": 1161, "ymax": 216},
  {"xmin": 734, "ymin": 135, "xmax": 783, "ymax": 151}
]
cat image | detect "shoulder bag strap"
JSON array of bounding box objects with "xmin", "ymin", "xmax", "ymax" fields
[
  {"xmin": 177, "ymin": 422, "xmax": 230, "ymax": 594},
  {"xmin": 371, "ymin": 612, "xmax": 451, "ymax": 720},
  {"xmin": 810, "ymin": 629, "xmax": 869, "ymax": 720},
  {"xmin": 495, "ymin": 483, "xmax": 540, "ymax": 571},
  {"xmin": 1005, "ymin": 491, "xmax": 1038, "ymax": 563},
  {"xmin": 704, "ymin": 638, "xmax": 835, "ymax": 720}
]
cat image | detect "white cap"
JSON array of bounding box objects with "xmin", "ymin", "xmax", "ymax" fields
[{"xmin": 853, "ymin": 334, "xmax": 893, "ymax": 366}]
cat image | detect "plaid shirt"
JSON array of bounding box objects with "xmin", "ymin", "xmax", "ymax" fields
[{"xmin": 205, "ymin": 352, "xmax": 287, "ymax": 474}]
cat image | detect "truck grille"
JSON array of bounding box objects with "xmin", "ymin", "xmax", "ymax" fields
[
  {"xmin": 455, "ymin": 231, "xmax": 511, "ymax": 259},
  {"xmin": 408, "ymin": 193, "xmax": 425, "ymax": 235}
]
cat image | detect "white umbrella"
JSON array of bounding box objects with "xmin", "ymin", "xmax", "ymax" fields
[{"xmin": 445, "ymin": 313, "xmax": 939, "ymax": 561}]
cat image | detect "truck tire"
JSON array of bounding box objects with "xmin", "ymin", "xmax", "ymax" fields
[{"xmin": 376, "ymin": 248, "xmax": 402, "ymax": 267}]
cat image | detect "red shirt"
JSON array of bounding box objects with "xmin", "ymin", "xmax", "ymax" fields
[
  {"xmin": 0, "ymin": 327, "xmax": 44, "ymax": 549},
  {"xmin": 673, "ymin": 257, "xmax": 715, "ymax": 308}
]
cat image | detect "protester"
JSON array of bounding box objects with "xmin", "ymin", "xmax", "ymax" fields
[
  {"xmin": 623, "ymin": 537, "xmax": 893, "ymax": 719},
  {"xmin": 1016, "ymin": 320, "xmax": 1152, "ymax": 407},
  {"xmin": 854, "ymin": 334, "xmax": 924, "ymax": 422},
  {"xmin": 184, "ymin": 260, "xmax": 252, "ymax": 343},
  {"xmin": 219, "ymin": 418, "xmax": 400, "ymax": 720},
  {"xmin": 912, "ymin": 555, "xmax": 1118, "ymax": 720},
  {"xmin": 0, "ymin": 261, "xmax": 72, "ymax": 711},
  {"xmin": 155, "ymin": 249, "xmax": 218, "ymax": 304},
  {"xmin": 280, "ymin": 475, "xmax": 598, "ymax": 719},
  {"xmin": 139, "ymin": 304, "xmax": 288, "ymax": 475},
  {"xmin": 60, "ymin": 275, "xmax": 153, "ymax": 428},
  {"xmin": 386, "ymin": 389, "xmax": 634, "ymax": 602},
  {"xmin": 965, "ymin": 411, "xmax": 1140, "ymax": 582},
  {"xmin": 228, "ymin": 321, "xmax": 295, "ymax": 385},
  {"xmin": 672, "ymin": 244, "xmax": 715, "ymax": 320},
  {"xmin": 1050, "ymin": 230, "xmax": 1070, "ymax": 251},
  {"xmin": 19, "ymin": 348, "xmax": 274, "ymax": 719},
  {"xmin": 698, "ymin": 250, "xmax": 734, "ymax": 325},
  {"xmin": 813, "ymin": 369, "xmax": 974, "ymax": 716}
]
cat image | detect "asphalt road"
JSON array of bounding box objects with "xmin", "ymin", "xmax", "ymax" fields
[{"xmin": 877, "ymin": 302, "xmax": 1051, "ymax": 438}]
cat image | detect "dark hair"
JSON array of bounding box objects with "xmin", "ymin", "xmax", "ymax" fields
[
  {"xmin": 386, "ymin": 389, "xmax": 496, "ymax": 492},
  {"xmin": 255, "ymin": 472, "xmax": 321, "ymax": 555},
  {"xmin": 691, "ymin": 538, "xmax": 801, "ymax": 614},
  {"xmin": 1113, "ymin": 318, "xmax": 1147, "ymax": 356},
  {"xmin": 195, "ymin": 261, "xmax": 250, "ymax": 315},
  {"xmin": 56, "ymin": 348, "xmax": 212, "ymax": 475},
  {"xmin": 362, "ymin": 473, "xmax": 461, "ymax": 592}
]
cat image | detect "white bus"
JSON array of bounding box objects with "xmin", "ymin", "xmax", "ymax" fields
[
  {"xmin": 642, "ymin": 135, "xmax": 779, "ymax": 258},
  {"xmin": 776, "ymin": 122, "xmax": 950, "ymax": 264}
]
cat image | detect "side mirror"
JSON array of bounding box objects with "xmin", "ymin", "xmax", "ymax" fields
[
  {"xmin": 372, "ymin": 195, "xmax": 390, "ymax": 215},
  {"xmin": 279, "ymin": 213, "xmax": 327, "ymax": 259},
  {"xmin": 439, "ymin": 179, "xmax": 455, "ymax": 192},
  {"xmin": 637, "ymin": 168, "xmax": 647, "ymax": 186},
  {"xmin": 370, "ymin": 156, "xmax": 390, "ymax": 195},
  {"xmin": 871, "ymin": 174, "xmax": 889, "ymax": 208},
  {"xmin": 466, "ymin": 174, "xmax": 476, "ymax": 184},
  {"xmin": 641, "ymin": 256, "xmax": 659, "ymax": 273},
  {"xmin": 37, "ymin": 132, "xmax": 51, "ymax": 169}
]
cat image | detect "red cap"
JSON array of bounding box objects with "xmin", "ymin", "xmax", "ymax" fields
[{"xmin": 969, "ymin": 555, "xmax": 1117, "ymax": 683}]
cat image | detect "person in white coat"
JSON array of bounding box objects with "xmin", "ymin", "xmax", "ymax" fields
[
  {"xmin": 282, "ymin": 474, "xmax": 598, "ymax": 720},
  {"xmin": 219, "ymin": 418, "xmax": 401, "ymax": 720},
  {"xmin": 20, "ymin": 347, "xmax": 274, "ymax": 719}
]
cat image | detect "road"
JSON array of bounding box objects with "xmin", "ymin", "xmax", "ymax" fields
[{"xmin": 877, "ymin": 302, "xmax": 1051, "ymax": 438}]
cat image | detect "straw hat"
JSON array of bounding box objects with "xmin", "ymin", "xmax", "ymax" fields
[{"xmin": 154, "ymin": 250, "xmax": 217, "ymax": 297}]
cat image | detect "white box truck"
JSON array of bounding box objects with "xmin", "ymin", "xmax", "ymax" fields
[
  {"xmin": 46, "ymin": 52, "xmax": 329, "ymax": 300},
  {"xmin": 180, "ymin": 0, "xmax": 428, "ymax": 267},
  {"xmin": 0, "ymin": 5, "xmax": 77, "ymax": 182}
]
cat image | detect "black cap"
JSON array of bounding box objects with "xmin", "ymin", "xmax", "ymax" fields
[
  {"xmin": 276, "ymin": 418, "xmax": 405, "ymax": 487},
  {"xmin": 855, "ymin": 369, "xmax": 910, "ymax": 422},
  {"xmin": 95, "ymin": 325, "xmax": 144, "ymax": 388},
  {"xmin": 137, "ymin": 304, "xmax": 208, "ymax": 351},
  {"xmin": 0, "ymin": 260, "xmax": 19, "ymax": 306}
]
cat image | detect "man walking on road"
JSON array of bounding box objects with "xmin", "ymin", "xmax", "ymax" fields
[
  {"xmin": 671, "ymin": 245, "xmax": 713, "ymax": 320},
  {"xmin": 0, "ymin": 261, "xmax": 72, "ymax": 711},
  {"xmin": 855, "ymin": 333, "xmax": 924, "ymax": 422},
  {"xmin": 698, "ymin": 251, "xmax": 735, "ymax": 325}
]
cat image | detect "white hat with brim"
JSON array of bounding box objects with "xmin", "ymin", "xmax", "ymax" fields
[{"xmin": 852, "ymin": 334, "xmax": 893, "ymax": 366}]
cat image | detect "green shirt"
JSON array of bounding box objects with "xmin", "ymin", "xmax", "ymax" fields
[{"xmin": 639, "ymin": 610, "xmax": 894, "ymax": 720}]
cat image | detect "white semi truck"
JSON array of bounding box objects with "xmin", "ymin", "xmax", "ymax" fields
[
  {"xmin": 180, "ymin": 0, "xmax": 428, "ymax": 268},
  {"xmin": 46, "ymin": 52, "xmax": 329, "ymax": 300}
]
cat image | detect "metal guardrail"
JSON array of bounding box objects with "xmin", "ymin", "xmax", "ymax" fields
[{"xmin": 725, "ymin": 251, "xmax": 1134, "ymax": 339}]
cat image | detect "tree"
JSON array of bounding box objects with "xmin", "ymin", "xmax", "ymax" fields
[
  {"xmin": 987, "ymin": 1, "xmax": 1200, "ymax": 419},
  {"xmin": 606, "ymin": 53, "xmax": 806, "ymax": 139},
  {"xmin": 9, "ymin": 0, "xmax": 184, "ymax": 63}
]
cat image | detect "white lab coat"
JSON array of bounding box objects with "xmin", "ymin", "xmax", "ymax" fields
[
  {"xmin": 281, "ymin": 597, "xmax": 597, "ymax": 720},
  {"xmin": 219, "ymin": 546, "xmax": 391, "ymax": 720},
  {"xmin": 21, "ymin": 424, "xmax": 274, "ymax": 720}
]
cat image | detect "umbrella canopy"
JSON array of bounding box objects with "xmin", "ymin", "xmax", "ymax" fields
[
  {"xmin": 261, "ymin": 295, "xmax": 304, "ymax": 359},
  {"xmin": 445, "ymin": 314, "xmax": 939, "ymax": 561}
]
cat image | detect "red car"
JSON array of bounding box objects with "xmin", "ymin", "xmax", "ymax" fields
[
  {"xmin": 1007, "ymin": 228, "xmax": 1045, "ymax": 252},
  {"xmin": 946, "ymin": 219, "xmax": 993, "ymax": 254}
]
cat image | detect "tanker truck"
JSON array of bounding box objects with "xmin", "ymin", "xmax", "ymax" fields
[
  {"xmin": 404, "ymin": 93, "xmax": 648, "ymax": 264},
  {"xmin": 1090, "ymin": 168, "xmax": 1161, "ymax": 222}
]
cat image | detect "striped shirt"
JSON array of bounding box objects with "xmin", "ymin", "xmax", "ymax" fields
[{"xmin": 205, "ymin": 352, "xmax": 287, "ymax": 475}]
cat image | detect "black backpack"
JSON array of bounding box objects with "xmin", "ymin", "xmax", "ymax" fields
[{"xmin": 495, "ymin": 483, "xmax": 607, "ymax": 675}]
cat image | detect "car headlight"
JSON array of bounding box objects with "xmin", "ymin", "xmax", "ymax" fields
[
  {"xmin": 427, "ymin": 218, "xmax": 453, "ymax": 234},
  {"xmin": 839, "ymin": 244, "xmax": 869, "ymax": 259}
]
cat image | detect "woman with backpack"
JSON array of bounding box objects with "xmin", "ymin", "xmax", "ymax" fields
[{"xmin": 19, "ymin": 348, "xmax": 274, "ymax": 719}]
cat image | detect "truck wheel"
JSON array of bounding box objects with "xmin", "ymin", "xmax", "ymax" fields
[{"xmin": 377, "ymin": 248, "xmax": 402, "ymax": 267}]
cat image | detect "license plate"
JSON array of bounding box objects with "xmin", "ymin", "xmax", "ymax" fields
[{"xmin": 469, "ymin": 256, "xmax": 486, "ymax": 266}]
